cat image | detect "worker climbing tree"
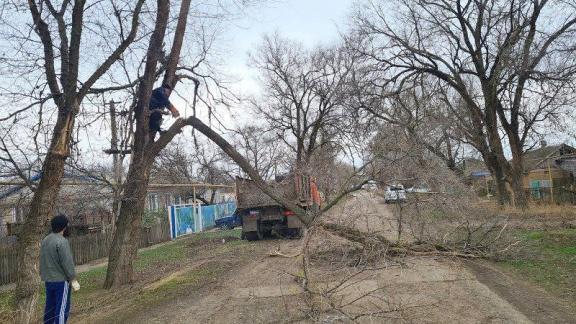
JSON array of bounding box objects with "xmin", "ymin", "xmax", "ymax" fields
[
  {"xmin": 148, "ymin": 84, "xmax": 181, "ymax": 142},
  {"xmin": 104, "ymin": 0, "xmax": 192, "ymax": 288}
]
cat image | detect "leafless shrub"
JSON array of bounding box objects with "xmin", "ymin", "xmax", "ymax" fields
[{"xmin": 370, "ymin": 128, "xmax": 519, "ymax": 258}]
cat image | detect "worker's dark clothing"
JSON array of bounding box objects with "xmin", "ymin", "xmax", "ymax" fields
[
  {"xmin": 149, "ymin": 87, "xmax": 172, "ymax": 133},
  {"xmin": 149, "ymin": 111, "xmax": 163, "ymax": 133}
]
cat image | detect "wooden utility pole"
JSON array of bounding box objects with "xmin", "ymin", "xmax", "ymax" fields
[
  {"xmin": 548, "ymin": 159, "xmax": 554, "ymax": 204},
  {"xmin": 110, "ymin": 101, "xmax": 121, "ymax": 181},
  {"xmin": 108, "ymin": 100, "xmax": 126, "ymax": 233}
]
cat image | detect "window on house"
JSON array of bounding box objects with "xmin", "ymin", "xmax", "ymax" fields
[
  {"xmin": 11, "ymin": 207, "xmax": 17, "ymax": 223},
  {"xmin": 148, "ymin": 193, "xmax": 159, "ymax": 211},
  {"xmin": 531, "ymin": 180, "xmax": 552, "ymax": 188}
]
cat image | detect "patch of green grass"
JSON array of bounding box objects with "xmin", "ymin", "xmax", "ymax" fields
[
  {"xmin": 524, "ymin": 230, "xmax": 544, "ymax": 241},
  {"xmin": 137, "ymin": 262, "xmax": 219, "ymax": 304},
  {"xmin": 134, "ymin": 229, "xmax": 243, "ymax": 270},
  {"xmin": 501, "ymin": 260, "xmax": 571, "ymax": 287},
  {"xmin": 191, "ymin": 228, "xmax": 242, "ymax": 240},
  {"xmin": 557, "ymin": 246, "xmax": 576, "ymax": 255},
  {"xmin": 0, "ymin": 291, "xmax": 13, "ymax": 312},
  {"xmin": 135, "ymin": 240, "xmax": 187, "ymax": 270},
  {"xmin": 498, "ymin": 228, "xmax": 576, "ymax": 303}
]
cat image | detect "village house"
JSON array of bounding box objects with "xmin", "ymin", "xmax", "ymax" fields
[
  {"xmin": 1, "ymin": 173, "xmax": 236, "ymax": 238},
  {"xmin": 460, "ymin": 142, "xmax": 576, "ymax": 203},
  {"xmin": 462, "ymin": 158, "xmax": 494, "ymax": 196},
  {"xmin": 522, "ymin": 142, "xmax": 576, "ymax": 203},
  {"xmin": 145, "ymin": 183, "xmax": 235, "ymax": 212},
  {"xmin": 0, "ymin": 174, "xmax": 115, "ymax": 237}
]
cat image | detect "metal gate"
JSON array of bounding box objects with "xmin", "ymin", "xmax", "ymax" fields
[{"xmin": 168, "ymin": 202, "xmax": 236, "ymax": 239}]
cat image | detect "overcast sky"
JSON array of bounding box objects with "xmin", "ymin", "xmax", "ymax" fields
[
  {"xmin": 222, "ymin": 0, "xmax": 354, "ymax": 97},
  {"xmin": 166, "ymin": 0, "xmax": 355, "ymax": 131}
]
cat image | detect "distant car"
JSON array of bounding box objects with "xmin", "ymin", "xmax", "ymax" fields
[
  {"xmin": 362, "ymin": 180, "xmax": 379, "ymax": 191},
  {"xmin": 384, "ymin": 184, "xmax": 407, "ymax": 203},
  {"xmin": 406, "ymin": 186, "xmax": 430, "ymax": 193},
  {"xmin": 215, "ymin": 211, "xmax": 241, "ymax": 230}
]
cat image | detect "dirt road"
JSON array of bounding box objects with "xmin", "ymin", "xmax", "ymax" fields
[{"xmin": 93, "ymin": 192, "xmax": 574, "ymax": 323}]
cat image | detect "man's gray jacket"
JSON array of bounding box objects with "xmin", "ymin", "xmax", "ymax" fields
[{"xmin": 39, "ymin": 233, "xmax": 76, "ymax": 282}]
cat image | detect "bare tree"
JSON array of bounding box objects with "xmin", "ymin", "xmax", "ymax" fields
[
  {"xmin": 232, "ymin": 125, "xmax": 287, "ymax": 180},
  {"xmin": 350, "ymin": 0, "xmax": 576, "ymax": 206},
  {"xmin": 104, "ymin": 0, "xmax": 177, "ymax": 288},
  {"xmin": 104, "ymin": 0, "xmax": 260, "ymax": 288},
  {"xmin": 250, "ymin": 35, "xmax": 355, "ymax": 168},
  {"xmin": 193, "ymin": 143, "xmax": 234, "ymax": 183},
  {"xmin": 152, "ymin": 142, "xmax": 198, "ymax": 184},
  {"xmin": 152, "ymin": 140, "xmax": 232, "ymax": 204},
  {"xmin": 0, "ymin": 1, "xmax": 147, "ymax": 320},
  {"xmin": 350, "ymin": 75, "xmax": 465, "ymax": 174}
]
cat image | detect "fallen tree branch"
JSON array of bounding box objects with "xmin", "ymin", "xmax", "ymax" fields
[
  {"xmin": 318, "ymin": 222, "xmax": 484, "ymax": 259},
  {"xmin": 269, "ymin": 249, "xmax": 302, "ymax": 258},
  {"xmin": 173, "ymin": 116, "xmax": 487, "ymax": 260},
  {"xmin": 318, "ymin": 222, "xmax": 394, "ymax": 247}
]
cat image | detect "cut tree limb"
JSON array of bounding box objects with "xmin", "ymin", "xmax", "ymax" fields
[{"xmin": 180, "ymin": 116, "xmax": 485, "ymax": 259}]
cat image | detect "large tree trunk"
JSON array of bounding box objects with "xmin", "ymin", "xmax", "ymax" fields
[
  {"xmin": 15, "ymin": 108, "xmax": 77, "ymax": 323},
  {"xmin": 507, "ymin": 129, "xmax": 528, "ymax": 208},
  {"xmin": 104, "ymin": 0, "xmax": 192, "ymax": 288},
  {"xmin": 494, "ymin": 170, "xmax": 510, "ymax": 206},
  {"xmin": 509, "ymin": 156, "xmax": 527, "ymax": 209},
  {"xmin": 483, "ymin": 153, "xmax": 510, "ymax": 206},
  {"xmin": 104, "ymin": 0, "xmax": 170, "ymax": 286},
  {"xmin": 104, "ymin": 161, "xmax": 152, "ymax": 288},
  {"xmin": 483, "ymin": 95, "xmax": 513, "ymax": 206}
]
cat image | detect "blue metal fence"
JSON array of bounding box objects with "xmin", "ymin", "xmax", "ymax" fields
[{"xmin": 168, "ymin": 202, "xmax": 236, "ymax": 239}]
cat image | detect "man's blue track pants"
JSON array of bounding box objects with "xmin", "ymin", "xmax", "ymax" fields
[{"xmin": 44, "ymin": 281, "xmax": 71, "ymax": 324}]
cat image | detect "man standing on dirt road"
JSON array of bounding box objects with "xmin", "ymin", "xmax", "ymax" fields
[{"xmin": 40, "ymin": 215, "xmax": 80, "ymax": 324}]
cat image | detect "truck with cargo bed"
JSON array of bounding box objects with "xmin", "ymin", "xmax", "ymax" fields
[{"xmin": 235, "ymin": 175, "xmax": 321, "ymax": 241}]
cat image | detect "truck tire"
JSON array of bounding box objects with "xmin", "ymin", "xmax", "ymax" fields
[
  {"xmin": 244, "ymin": 231, "xmax": 259, "ymax": 241},
  {"xmin": 256, "ymin": 221, "xmax": 267, "ymax": 240},
  {"xmin": 261, "ymin": 229, "xmax": 272, "ymax": 238},
  {"xmin": 285, "ymin": 228, "xmax": 302, "ymax": 239}
]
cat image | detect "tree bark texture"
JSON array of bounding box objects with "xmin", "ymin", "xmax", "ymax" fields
[
  {"xmin": 105, "ymin": 0, "xmax": 192, "ymax": 288},
  {"xmin": 14, "ymin": 0, "xmax": 145, "ymax": 316},
  {"xmin": 15, "ymin": 104, "xmax": 77, "ymax": 322},
  {"xmin": 104, "ymin": 161, "xmax": 152, "ymax": 288}
]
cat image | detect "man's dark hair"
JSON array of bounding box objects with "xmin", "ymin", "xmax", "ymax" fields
[
  {"xmin": 51, "ymin": 215, "xmax": 69, "ymax": 233},
  {"xmin": 162, "ymin": 83, "xmax": 172, "ymax": 91}
]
